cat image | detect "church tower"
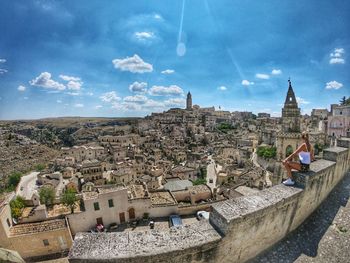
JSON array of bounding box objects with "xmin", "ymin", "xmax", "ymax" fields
[
  {"xmin": 281, "ymin": 79, "xmax": 301, "ymax": 133},
  {"xmin": 186, "ymin": 91, "xmax": 192, "ymax": 110},
  {"xmin": 274, "ymin": 79, "xmax": 303, "ymax": 182}
]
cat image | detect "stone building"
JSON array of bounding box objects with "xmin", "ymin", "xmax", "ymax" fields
[
  {"xmin": 276, "ymin": 79, "xmax": 302, "ymax": 161},
  {"xmin": 328, "ymin": 104, "xmax": 350, "ymax": 138},
  {"xmin": 67, "ymin": 184, "xmax": 151, "ymax": 235},
  {"xmin": 0, "ymin": 193, "xmax": 72, "ymax": 260}
]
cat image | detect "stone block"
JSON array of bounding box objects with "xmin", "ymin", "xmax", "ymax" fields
[
  {"xmin": 323, "ymin": 147, "xmax": 348, "ymax": 162},
  {"xmin": 293, "ymin": 159, "xmax": 335, "ymax": 187},
  {"xmin": 337, "ymin": 138, "xmax": 350, "ymax": 149}
]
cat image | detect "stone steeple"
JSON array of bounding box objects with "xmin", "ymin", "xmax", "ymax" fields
[
  {"xmin": 186, "ymin": 91, "xmax": 192, "ymax": 110},
  {"xmin": 284, "ymin": 79, "xmax": 297, "ymax": 105},
  {"xmin": 281, "ymin": 79, "xmax": 301, "ymax": 132}
]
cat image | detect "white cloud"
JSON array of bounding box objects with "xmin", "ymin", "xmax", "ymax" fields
[
  {"xmin": 129, "ymin": 81, "xmax": 148, "ymax": 93},
  {"xmin": 59, "ymin": 75, "xmax": 81, "ymax": 82},
  {"xmin": 112, "ymin": 102, "xmax": 142, "ymax": 111},
  {"xmin": 242, "ymin": 80, "xmax": 254, "ymax": 86},
  {"xmin": 123, "ymin": 95, "xmax": 148, "ymax": 103},
  {"xmin": 100, "ymin": 91, "xmax": 121, "ymax": 102},
  {"xmin": 134, "ymin": 31, "xmax": 154, "ymax": 40},
  {"xmin": 23, "ymin": 97, "xmax": 28, "ymax": 100},
  {"xmin": 95, "ymin": 105, "xmax": 103, "ymax": 109},
  {"xmin": 161, "ymin": 69, "xmax": 175, "ymax": 74},
  {"xmin": 325, "ymin": 81, "xmax": 343, "ymax": 90},
  {"xmin": 218, "ymin": 86, "xmax": 227, "ymax": 91},
  {"xmin": 0, "ymin": 59, "xmax": 6, "ymax": 63},
  {"xmin": 59, "ymin": 75, "xmax": 83, "ymax": 90},
  {"xmin": 74, "ymin": 103, "xmax": 84, "ymax": 108},
  {"xmin": 149, "ymin": 85, "xmax": 184, "ymax": 96},
  {"xmin": 0, "ymin": 69, "xmax": 8, "ymax": 74},
  {"xmin": 66, "ymin": 92, "xmax": 80, "ymax": 96},
  {"xmin": 329, "ymin": 58, "xmax": 345, "ymax": 64},
  {"xmin": 56, "ymin": 100, "xmax": 62, "ymax": 103},
  {"xmin": 154, "ymin": 13, "xmax": 163, "ymax": 20},
  {"xmin": 255, "ymin": 73, "xmax": 270, "ymax": 79},
  {"xmin": 87, "ymin": 92, "xmax": 94, "ymax": 96},
  {"xmin": 164, "ymin": 98, "xmax": 186, "ymax": 107},
  {"xmin": 271, "ymin": 69, "xmax": 282, "ymax": 75},
  {"xmin": 30, "ymin": 72, "xmax": 66, "ymax": 90},
  {"xmin": 296, "ymin": 97, "xmax": 310, "ymax": 105},
  {"xmin": 67, "ymin": 80, "xmax": 82, "ymax": 90},
  {"xmin": 329, "ymin": 48, "xmax": 345, "ymax": 64},
  {"xmin": 18, "ymin": 85, "xmax": 26, "ymax": 91},
  {"xmin": 112, "ymin": 54, "xmax": 153, "ymax": 73}
]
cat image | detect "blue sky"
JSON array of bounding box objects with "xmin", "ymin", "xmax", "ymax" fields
[{"xmin": 0, "ymin": 0, "xmax": 349, "ymax": 120}]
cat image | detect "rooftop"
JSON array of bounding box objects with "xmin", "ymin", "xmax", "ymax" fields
[
  {"xmin": 10, "ymin": 219, "xmax": 67, "ymax": 237},
  {"xmin": 164, "ymin": 179, "xmax": 193, "ymax": 192},
  {"xmin": 150, "ymin": 191, "xmax": 177, "ymax": 206}
]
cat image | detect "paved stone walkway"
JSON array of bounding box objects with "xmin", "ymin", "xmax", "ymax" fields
[{"xmin": 251, "ymin": 173, "xmax": 350, "ymax": 263}]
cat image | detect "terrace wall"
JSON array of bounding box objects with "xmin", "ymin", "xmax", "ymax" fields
[{"xmin": 68, "ymin": 137, "xmax": 350, "ymax": 263}]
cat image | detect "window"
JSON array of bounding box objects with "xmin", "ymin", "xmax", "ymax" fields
[
  {"xmin": 6, "ymin": 218, "xmax": 10, "ymax": 227},
  {"xmin": 108, "ymin": 199, "xmax": 114, "ymax": 208},
  {"xmin": 93, "ymin": 202, "xmax": 100, "ymax": 211},
  {"xmin": 43, "ymin": 239, "xmax": 49, "ymax": 246}
]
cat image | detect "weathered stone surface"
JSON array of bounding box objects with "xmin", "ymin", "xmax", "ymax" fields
[
  {"xmin": 68, "ymin": 220, "xmax": 221, "ymax": 262},
  {"xmin": 293, "ymin": 159, "xmax": 336, "ymax": 187},
  {"xmin": 323, "ymin": 147, "xmax": 348, "ymax": 162},
  {"xmin": 251, "ymin": 172, "xmax": 350, "ymax": 263},
  {"xmin": 210, "ymin": 184, "xmax": 303, "ymax": 234},
  {"xmin": 337, "ymin": 137, "xmax": 350, "ymax": 149}
]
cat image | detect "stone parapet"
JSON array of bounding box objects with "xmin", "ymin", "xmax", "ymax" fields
[{"xmin": 68, "ymin": 139, "xmax": 350, "ymax": 263}]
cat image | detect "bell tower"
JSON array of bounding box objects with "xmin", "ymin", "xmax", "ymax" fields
[
  {"xmin": 281, "ymin": 79, "xmax": 301, "ymax": 132},
  {"xmin": 186, "ymin": 91, "xmax": 192, "ymax": 110}
]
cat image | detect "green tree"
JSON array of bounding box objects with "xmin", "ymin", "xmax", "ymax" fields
[
  {"xmin": 193, "ymin": 178, "xmax": 207, "ymax": 185},
  {"xmin": 257, "ymin": 146, "xmax": 277, "ymax": 159},
  {"xmin": 10, "ymin": 196, "xmax": 26, "ymax": 219},
  {"xmin": 7, "ymin": 172, "xmax": 23, "ymax": 191},
  {"xmin": 340, "ymin": 96, "xmax": 346, "ymax": 105},
  {"xmin": 39, "ymin": 186, "xmax": 55, "ymax": 207},
  {"xmin": 61, "ymin": 188, "xmax": 78, "ymax": 213}
]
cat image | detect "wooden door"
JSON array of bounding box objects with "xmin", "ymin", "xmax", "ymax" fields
[
  {"xmin": 128, "ymin": 208, "xmax": 135, "ymax": 220},
  {"xmin": 119, "ymin": 212, "xmax": 125, "ymax": 223},
  {"xmin": 96, "ymin": 217, "xmax": 103, "ymax": 225}
]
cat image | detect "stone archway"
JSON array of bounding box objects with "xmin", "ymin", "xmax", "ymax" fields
[{"xmin": 285, "ymin": 145, "xmax": 293, "ymax": 157}]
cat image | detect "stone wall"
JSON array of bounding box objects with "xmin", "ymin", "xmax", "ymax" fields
[{"xmin": 68, "ymin": 137, "xmax": 350, "ymax": 263}]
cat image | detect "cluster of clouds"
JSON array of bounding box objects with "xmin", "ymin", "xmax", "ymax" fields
[
  {"xmin": 100, "ymin": 79, "xmax": 185, "ymax": 112},
  {"xmin": 29, "ymin": 72, "xmax": 83, "ymax": 91},
  {"xmin": 241, "ymin": 69, "xmax": 282, "ymax": 86},
  {"xmin": 0, "ymin": 58, "xmax": 8, "ymax": 74},
  {"xmin": 329, "ymin": 48, "xmax": 345, "ymax": 64},
  {"xmin": 325, "ymin": 48, "xmax": 345, "ymax": 90},
  {"xmin": 325, "ymin": 80, "xmax": 343, "ymax": 90},
  {"xmin": 112, "ymin": 54, "xmax": 153, "ymax": 73},
  {"xmin": 99, "ymin": 89, "xmax": 185, "ymax": 112}
]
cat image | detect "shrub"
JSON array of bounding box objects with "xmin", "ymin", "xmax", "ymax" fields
[
  {"xmin": 39, "ymin": 186, "xmax": 55, "ymax": 207},
  {"xmin": 257, "ymin": 146, "xmax": 277, "ymax": 159},
  {"xmin": 61, "ymin": 188, "xmax": 78, "ymax": 213},
  {"xmin": 7, "ymin": 172, "xmax": 23, "ymax": 190},
  {"xmin": 10, "ymin": 196, "xmax": 26, "ymax": 219},
  {"xmin": 193, "ymin": 178, "xmax": 207, "ymax": 185}
]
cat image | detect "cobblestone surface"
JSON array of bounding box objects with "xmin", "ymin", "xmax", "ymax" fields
[{"xmin": 251, "ymin": 173, "xmax": 350, "ymax": 263}]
